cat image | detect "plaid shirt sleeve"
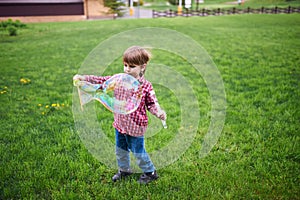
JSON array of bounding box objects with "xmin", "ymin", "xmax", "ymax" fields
[
  {"xmin": 85, "ymin": 75, "xmax": 111, "ymax": 85},
  {"xmin": 145, "ymin": 83, "xmax": 161, "ymax": 118}
]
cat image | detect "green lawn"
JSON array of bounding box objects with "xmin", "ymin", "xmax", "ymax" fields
[{"xmin": 1, "ymin": 14, "xmax": 299, "ymax": 199}]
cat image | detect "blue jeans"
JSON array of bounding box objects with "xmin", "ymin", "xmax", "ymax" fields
[{"xmin": 115, "ymin": 129, "xmax": 155, "ymax": 173}]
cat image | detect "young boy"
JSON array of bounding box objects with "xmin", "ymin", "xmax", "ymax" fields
[{"xmin": 73, "ymin": 46, "xmax": 166, "ymax": 184}]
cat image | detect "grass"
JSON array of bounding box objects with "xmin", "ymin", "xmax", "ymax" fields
[{"xmin": 1, "ymin": 14, "xmax": 300, "ymax": 199}]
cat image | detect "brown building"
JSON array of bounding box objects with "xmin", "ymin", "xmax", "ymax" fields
[
  {"xmin": 0, "ymin": 0, "xmax": 111, "ymax": 22},
  {"xmin": 0, "ymin": 0, "xmax": 84, "ymax": 16}
]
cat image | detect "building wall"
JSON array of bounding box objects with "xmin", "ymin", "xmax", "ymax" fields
[{"xmin": 0, "ymin": 0, "xmax": 84, "ymax": 17}]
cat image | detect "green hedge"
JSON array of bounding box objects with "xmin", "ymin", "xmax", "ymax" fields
[{"xmin": 0, "ymin": 19, "xmax": 27, "ymax": 36}]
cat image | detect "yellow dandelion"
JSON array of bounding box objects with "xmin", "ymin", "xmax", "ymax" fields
[
  {"xmin": 45, "ymin": 105, "xmax": 49, "ymax": 108},
  {"xmin": 38, "ymin": 104, "xmax": 42, "ymax": 107},
  {"xmin": 42, "ymin": 112, "xmax": 45, "ymax": 115},
  {"xmin": 61, "ymin": 103, "xmax": 65, "ymax": 107},
  {"xmin": 51, "ymin": 103, "xmax": 57, "ymax": 107},
  {"xmin": 20, "ymin": 78, "xmax": 31, "ymax": 84}
]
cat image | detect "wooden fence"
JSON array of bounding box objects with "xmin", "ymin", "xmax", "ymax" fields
[{"xmin": 152, "ymin": 6, "xmax": 300, "ymax": 18}]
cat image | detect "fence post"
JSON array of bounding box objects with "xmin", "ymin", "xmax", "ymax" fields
[
  {"xmin": 288, "ymin": 6, "xmax": 291, "ymax": 14},
  {"xmin": 186, "ymin": 9, "xmax": 189, "ymax": 17},
  {"xmin": 247, "ymin": 7, "xmax": 250, "ymax": 14},
  {"xmin": 274, "ymin": 6, "xmax": 278, "ymax": 14}
]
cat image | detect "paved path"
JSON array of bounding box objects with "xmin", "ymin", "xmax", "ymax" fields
[{"xmin": 119, "ymin": 7, "xmax": 153, "ymax": 19}]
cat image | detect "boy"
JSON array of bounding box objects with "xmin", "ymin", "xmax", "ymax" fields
[{"xmin": 73, "ymin": 46, "xmax": 166, "ymax": 184}]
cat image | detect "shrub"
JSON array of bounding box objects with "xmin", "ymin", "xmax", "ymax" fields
[
  {"xmin": 7, "ymin": 26, "xmax": 17, "ymax": 36},
  {"xmin": 104, "ymin": 0, "xmax": 126, "ymax": 16},
  {"xmin": 169, "ymin": 0, "xmax": 183, "ymax": 6},
  {"xmin": 133, "ymin": 0, "xmax": 144, "ymax": 6},
  {"xmin": 0, "ymin": 19, "xmax": 27, "ymax": 36}
]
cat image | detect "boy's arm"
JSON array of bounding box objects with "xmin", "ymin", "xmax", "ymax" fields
[
  {"xmin": 85, "ymin": 75, "xmax": 111, "ymax": 85},
  {"xmin": 73, "ymin": 74, "xmax": 111, "ymax": 85},
  {"xmin": 145, "ymin": 86, "xmax": 166, "ymax": 121}
]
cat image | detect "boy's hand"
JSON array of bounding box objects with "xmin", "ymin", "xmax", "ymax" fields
[
  {"xmin": 158, "ymin": 110, "xmax": 167, "ymax": 121},
  {"xmin": 73, "ymin": 74, "xmax": 86, "ymax": 82},
  {"xmin": 159, "ymin": 110, "xmax": 167, "ymax": 129}
]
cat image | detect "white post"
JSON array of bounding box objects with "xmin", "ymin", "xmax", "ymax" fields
[{"xmin": 185, "ymin": 0, "xmax": 191, "ymax": 9}]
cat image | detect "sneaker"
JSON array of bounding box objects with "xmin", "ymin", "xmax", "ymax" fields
[
  {"xmin": 138, "ymin": 171, "xmax": 159, "ymax": 184},
  {"xmin": 112, "ymin": 170, "xmax": 133, "ymax": 182}
]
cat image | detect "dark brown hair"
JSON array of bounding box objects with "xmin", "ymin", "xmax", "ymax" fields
[{"xmin": 123, "ymin": 46, "xmax": 151, "ymax": 66}]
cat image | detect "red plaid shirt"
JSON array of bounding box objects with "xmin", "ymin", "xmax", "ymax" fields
[{"xmin": 86, "ymin": 75, "xmax": 161, "ymax": 137}]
